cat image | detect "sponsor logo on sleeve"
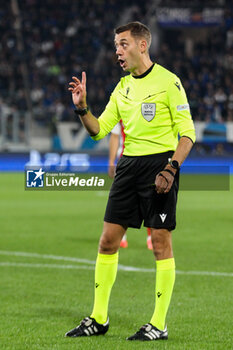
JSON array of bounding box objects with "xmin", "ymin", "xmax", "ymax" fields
[{"xmin": 176, "ymin": 104, "xmax": 190, "ymax": 111}]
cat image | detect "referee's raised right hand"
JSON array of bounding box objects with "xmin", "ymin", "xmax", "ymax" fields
[{"xmin": 68, "ymin": 72, "xmax": 87, "ymax": 108}]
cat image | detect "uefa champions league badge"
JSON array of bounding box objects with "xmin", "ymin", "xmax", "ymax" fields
[
  {"xmin": 26, "ymin": 168, "xmax": 45, "ymax": 188},
  {"xmin": 141, "ymin": 103, "xmax": 156, "ymax": 122}
]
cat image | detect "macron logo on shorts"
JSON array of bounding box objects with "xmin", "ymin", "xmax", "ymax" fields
[{"xmin": 159, "ymin": 214, "xmax": 167, "ymax": 223}]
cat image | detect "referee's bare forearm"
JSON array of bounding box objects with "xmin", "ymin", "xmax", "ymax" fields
[
  {"xmin": 172, "ymin": 136, "xmax": 194, "ymax": 166},
  {"xmin": 79, "ymin": 111, "xmax": 100, "ymax": 136}
]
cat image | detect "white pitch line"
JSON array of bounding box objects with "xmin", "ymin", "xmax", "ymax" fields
[
  {"xmin": 177, "ymin": 270, "xmax": 233, "ymax": 277},
  {"xmin": 0, "ymin": 262, "xmax": 94, "ymax": 270},
  {"xmin": 0, "ymin": 250, "xmax": 96, "ymax": 265},
  {"xmin": 0, "ymin": 250, "xmax": 232, "ymax": 277},
  {"xmin": 0, "ymin": 261, "xmax": 233, "ymax": 277},
  {"xmin": 0, "ymin": 250, "xmax": 151, "ymax": 271}
]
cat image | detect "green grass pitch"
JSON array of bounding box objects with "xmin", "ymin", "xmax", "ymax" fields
[{"xmin": 0, "ymin": 173, "xmax": 233, "ymax": 350}]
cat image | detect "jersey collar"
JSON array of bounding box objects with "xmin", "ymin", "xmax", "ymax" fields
[{"xmin": 132, "ymin": 63, "xmax": 155, "ymax": 79}]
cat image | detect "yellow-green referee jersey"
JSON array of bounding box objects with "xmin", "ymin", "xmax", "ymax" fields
[{"xmin": 92, "ymin": 63, "xmax": 196, "ymax": 156}]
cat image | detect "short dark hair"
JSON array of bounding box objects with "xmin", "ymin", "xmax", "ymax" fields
[{"xmin": 114, "ymin": 21, "xmax": 151, "ymax": 49}]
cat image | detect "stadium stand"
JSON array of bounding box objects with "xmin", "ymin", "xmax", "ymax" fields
[{"xmin": 0, "ymin": 0, "xmax": 232, "ymax": 151}]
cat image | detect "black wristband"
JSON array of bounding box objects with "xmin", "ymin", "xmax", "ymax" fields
[
  {"xmin": 162, "ymin": 169, "xmax": 175, "ymax": 177},
  {"xmin": 74, "ymin": 106, "xmax": 89, "ymax": 117}
]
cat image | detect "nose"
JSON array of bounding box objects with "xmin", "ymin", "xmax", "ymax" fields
[{"xmin": 116, "ymin": 46, "xmax": 122, "ymax": 56}]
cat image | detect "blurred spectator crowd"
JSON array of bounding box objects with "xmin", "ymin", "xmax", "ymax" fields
[
  {"xmin": 0, "ymin": 0, "xmax": 233, "ymax": 131},
  {"xmin": 158, "ymin": 25, "xmax": 233, "ymax": 123}
]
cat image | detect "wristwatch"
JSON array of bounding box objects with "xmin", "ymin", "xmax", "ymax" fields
[
  {"xmin": 168, "ymin": 159, "xmax": 180, "ymax": 170},
  {"xmin": 74, "ymin": 106, "xmax": 89, "ymax": 117}
]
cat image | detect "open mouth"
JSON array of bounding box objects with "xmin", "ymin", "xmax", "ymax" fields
[{"xmin": 118, "ymin": 59, "xmax": 126, "ymax": 67}]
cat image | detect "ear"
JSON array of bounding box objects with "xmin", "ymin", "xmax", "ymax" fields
[{"xmin": 140, "ymin": 39, "xmax": 147, "ymax": 54}]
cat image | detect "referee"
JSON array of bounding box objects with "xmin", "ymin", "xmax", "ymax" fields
[{"xmin": 66, "ymin": 22, "xmax": 195, "ymax": 341}]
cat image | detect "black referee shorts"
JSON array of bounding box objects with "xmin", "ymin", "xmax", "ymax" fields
[{"xmin": 104, "ymin": 151, "xmax": 179, "ymax": 231}]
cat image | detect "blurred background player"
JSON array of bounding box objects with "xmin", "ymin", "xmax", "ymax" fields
[{"xmin": 108, "ymin": 121, "xmax": 152, "ymax": 249}]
